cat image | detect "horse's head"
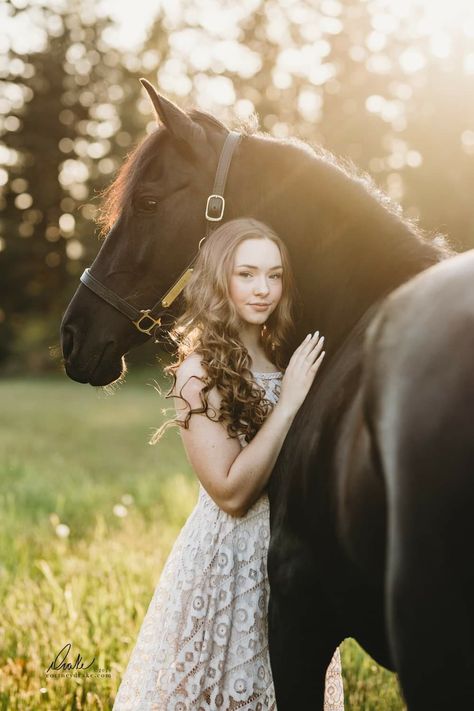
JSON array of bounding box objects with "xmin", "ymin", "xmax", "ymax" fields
[{"xmin": 60, "ymin": 80, "xmax": 247, "ymax": 386}]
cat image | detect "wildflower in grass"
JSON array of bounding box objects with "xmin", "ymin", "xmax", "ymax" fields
[{"xmin": 55, "ymin": 523, "xmax": 70, "ymax": 538}]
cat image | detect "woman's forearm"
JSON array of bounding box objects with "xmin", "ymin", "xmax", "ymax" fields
[{"xmin": 225, "ymin": 402, "xmax": 296, "ymax": 515}]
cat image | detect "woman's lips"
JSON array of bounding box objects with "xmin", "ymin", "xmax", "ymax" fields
[{"xmin": 249, "ymin": 303, "xmax": 270, "ymax": 310}]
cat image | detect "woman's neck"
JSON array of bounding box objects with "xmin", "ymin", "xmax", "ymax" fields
[
  {"xmin": 237, "ymin": 322, "xmax": 278, "ymax": 371},
  {"xmin": 239, "ymin": 324, "xmax": 265, "ymax": 364}
]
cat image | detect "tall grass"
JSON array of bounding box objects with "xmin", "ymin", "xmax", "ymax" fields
[{"xmin": 0, "ymin": 370, "xmax": 406, "ymax": 710}]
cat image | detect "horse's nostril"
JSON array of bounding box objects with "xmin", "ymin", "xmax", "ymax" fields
[{"xmin": 61, "ymin": 324, "xmax": 75, "ymax": 359}]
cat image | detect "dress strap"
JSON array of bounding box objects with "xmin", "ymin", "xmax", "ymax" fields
[{"xmin": 251, "ymin": 371, "xmax": 283, "ymax": 378}]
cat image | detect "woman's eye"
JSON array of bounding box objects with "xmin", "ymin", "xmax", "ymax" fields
[
  {"xmin": 135, "ymin": 196, "xmax": 159, "ymax": 213},
  {"xmin": 238, "ymin": 272, "xmax": 282, "ymax": 279}
]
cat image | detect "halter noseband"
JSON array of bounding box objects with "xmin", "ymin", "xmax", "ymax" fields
[{"xmin": 79, "ymin": 130, "xmax": 242, "ymax": 337}]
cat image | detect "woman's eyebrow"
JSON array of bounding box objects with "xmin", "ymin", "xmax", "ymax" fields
[{"xmin": 236, "ymin": 264, "xmax": 283, "ymax": 269}]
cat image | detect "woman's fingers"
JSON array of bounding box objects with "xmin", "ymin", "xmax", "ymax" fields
[
  {"xmin": 305, "ymin": 335, "xmax": 324, "ymax": 362},
  {"xmin": 279, "ymin": 332, "xmax": 327, "ymax": 415},
  {"xmin": 309, "ymin": 334, "xmax": 324, "ymax": 354},
  {"xmin": 299, "ymin": 331, "xmax": 319, "ymax": 352},
  {"xmin": 306, "ymin": 331, "xmax": 319, "ymax": 350},
  {"xmin": 290, "ymin": 332, "xmax": 325, "ymax": 371},
  {"xmin": 310, "ymin": 350, "xmax": 325, "ymax": 370}
]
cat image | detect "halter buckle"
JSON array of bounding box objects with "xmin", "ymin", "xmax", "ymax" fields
[
  {"xmin": 133, "ymin": 309, "xmax": 162, "ymax": 335},
  {"xmin": 205, "ymin": 194, "xmax": 225, "ymax": 221}
]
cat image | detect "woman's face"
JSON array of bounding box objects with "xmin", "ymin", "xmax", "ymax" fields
[{"xmin": 229, "ymin": 237, "xmax": 283, "ymax": 326}]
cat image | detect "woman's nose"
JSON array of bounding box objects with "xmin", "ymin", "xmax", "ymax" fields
[{"xmin": 255, "ymin": 279, "xmax": 270, "ymax": 294}]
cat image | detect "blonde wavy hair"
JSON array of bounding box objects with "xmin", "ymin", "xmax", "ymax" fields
[{"xmin": 149, "ymin": 217, "xmax": 299, "ymax": 445}]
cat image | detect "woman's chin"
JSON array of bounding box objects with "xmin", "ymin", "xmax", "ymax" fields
[{"xmin": 241, "ymin": 315, "xmax": 267, "ymax": 325}]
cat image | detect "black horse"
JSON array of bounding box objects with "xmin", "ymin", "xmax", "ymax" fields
[{"xmin": 60, "ymin": 80, "xmax": 474, "ymax": 710}]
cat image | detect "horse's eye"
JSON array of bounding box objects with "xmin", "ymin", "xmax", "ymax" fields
[{"xmin": 135, "ymin": 196, "xmax": 159, "ymax": 213}]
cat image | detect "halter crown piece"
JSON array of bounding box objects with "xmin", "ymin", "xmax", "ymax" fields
[{"xmin": 79, "ymin": 131, "xmax": 242, "ymax": 336}]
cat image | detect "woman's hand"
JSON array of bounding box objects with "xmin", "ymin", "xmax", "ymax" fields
[{"xmin": 277, "ymin": 332, "xmax": 325, "ymax": 415}]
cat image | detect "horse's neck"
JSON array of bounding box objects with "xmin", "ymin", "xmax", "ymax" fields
[{"xmin": 245, "ymin": 138, "xmax": 447, "ymax": 352}]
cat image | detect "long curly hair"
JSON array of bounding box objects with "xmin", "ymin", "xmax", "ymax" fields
[{"xmin": 149, "ymin": 217, "xmax": 300, "ymax": 446}]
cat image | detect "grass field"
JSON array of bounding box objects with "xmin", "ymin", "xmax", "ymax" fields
[{"xmin": 0, "ymin": 368, "xmax": 406, "ymax": 710}]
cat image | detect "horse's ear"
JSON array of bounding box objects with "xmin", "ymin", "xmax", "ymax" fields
[{"xmin": 139, "ymin": 78, "xmax": 206, "ymax": 147}]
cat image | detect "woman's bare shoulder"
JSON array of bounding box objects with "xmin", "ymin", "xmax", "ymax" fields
[
  {"xmin": 175, "ymin": 352, "xmax": 206, "ymax": 384},
  {"xmin": 173, "ymin": 354, "xmax": 222, "ymax": 411}
]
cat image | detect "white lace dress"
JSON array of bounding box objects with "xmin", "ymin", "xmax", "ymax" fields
[{"xmin": 113, "ymin": 371, "xmax": 344, "ymax": 711}]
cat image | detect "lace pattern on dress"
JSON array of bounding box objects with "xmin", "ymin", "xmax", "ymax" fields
[{"xmin": 112, "ymin": 371, "xmax": 344, "ymax": 710}]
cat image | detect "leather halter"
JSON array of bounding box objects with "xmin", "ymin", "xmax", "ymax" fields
[{"xmin": 79, "ymin": 131, "xmax": 242, "ymax": 337}]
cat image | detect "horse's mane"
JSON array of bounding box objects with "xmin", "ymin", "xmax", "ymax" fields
[
  {"xmin": 221, "ymin": 125, "xmax": 456, "ymax": 352},
  {"xmin": 245, "ymin": 130, "xmax": 452, "ymax": 260},
  {"xmin": 96, "ymin": 105, "xmax": 456, "ymax": 279}
]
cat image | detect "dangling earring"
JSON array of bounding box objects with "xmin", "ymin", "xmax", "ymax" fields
[{"xmin": 263, "ymin": 323, "xmax": 276, "ymax": 351}]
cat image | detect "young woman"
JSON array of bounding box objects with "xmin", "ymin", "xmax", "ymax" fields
[{"xmin": 112, "ymin": 218, "xmax": 345, "ymax": 710}]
